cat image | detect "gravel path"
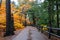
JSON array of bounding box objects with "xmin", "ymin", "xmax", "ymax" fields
[{"xmin": 12, "ymin": 26, "xmax": 49, "ymax": 40}]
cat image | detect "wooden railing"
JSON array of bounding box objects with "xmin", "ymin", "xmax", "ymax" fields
[{"xmin": 40, "ymin": 26, "xmax": 60, "ymax": 39}]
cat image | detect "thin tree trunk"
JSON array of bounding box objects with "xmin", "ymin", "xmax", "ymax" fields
[
  {"xmin": 56, "ymin": 0, "xmax": 60, "ymax": 35},
  {"xmin": 0, "ymin": 0, "xmax": 2, "ymax": 7},
  {"xmin": 32, "ymin": 13, "xmax": 36, "ymax": 26},
  {"xmin": 48, "ymin": 0, "xmax": 54, "ymax": 38}
]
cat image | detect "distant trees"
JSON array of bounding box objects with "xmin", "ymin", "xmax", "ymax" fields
[
  {"xmin": 27, "ymin": 0, "xmax": 60, "ymax": 28},
  {"xmin": 27, "ymin": 1, "xmax": 49, "ymax": 26}
]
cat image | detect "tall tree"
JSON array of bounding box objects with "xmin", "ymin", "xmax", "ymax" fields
[
  {"xmin": 48, "ymin": 0, "xmax": 55, "ymax": 38},
  {"xmin": 4, "ymin": 0, "xmax": 14, "ymax": 36},
  {"xmin": 56, "ymin": 0, "xmax": 60, "ymax": 35}
]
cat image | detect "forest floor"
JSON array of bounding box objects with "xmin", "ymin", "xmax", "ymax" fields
[{"xmin": 0, "ymin": 26, "xmax": 49, "ymax": 40}]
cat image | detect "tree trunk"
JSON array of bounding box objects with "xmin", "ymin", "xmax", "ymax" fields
[
  {"xmin": 56, "ymin": 0, "xmax": 60, "ymax": 36},
  {"xmin": 11, "ymin": 14, "xmax": 15, "ymax": 31},
  {"xmin": 32, "ymin": 13, "xmax": 36, "ymax": 26},
  {"xmin": 4, "ymin": 0, "xmax": 14, "ymax": 37},
  {"xmin": 0, "ymin": 0, "xmax": 2, "ymax": 7},
  {"xmin": 48, "ymin": 0, "xmax": 54, "ymax": 38}
]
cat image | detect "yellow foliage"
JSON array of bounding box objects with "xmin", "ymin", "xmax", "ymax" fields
[
  {"xmin": 0, "ymin": 1, "xmax": 31, "ymax": 30},
  {"xmin": 41, "ymin": 24, "xmax": 48, "ymax": 31},
  {"xmin": 43, "ymin": 27, "xmax": 48, "ymax": 31},
  {"xmin": 14, "ymin": 22, "xmax": 24, "ymax": 29}
]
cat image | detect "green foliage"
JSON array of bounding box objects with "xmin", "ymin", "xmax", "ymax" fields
[
  {"xmin": 26, "ymin": 0, "xmax": 60, "ymax": 28},
  {"xmin": 27, "ymin": 1, "xmax": 49, "ymax": 26}
]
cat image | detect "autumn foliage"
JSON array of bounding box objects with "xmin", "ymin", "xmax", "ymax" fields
[
  {"xmin": 0, "ymin": 1, "xmax": 31, "ymax": 30},
  {"xmin": 0, "ymin": 1, "xmax": 24, "ymax": 30},
  {"xmin": 0, "ymin": 1, "xmax": 6, "ymax": 29}
]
